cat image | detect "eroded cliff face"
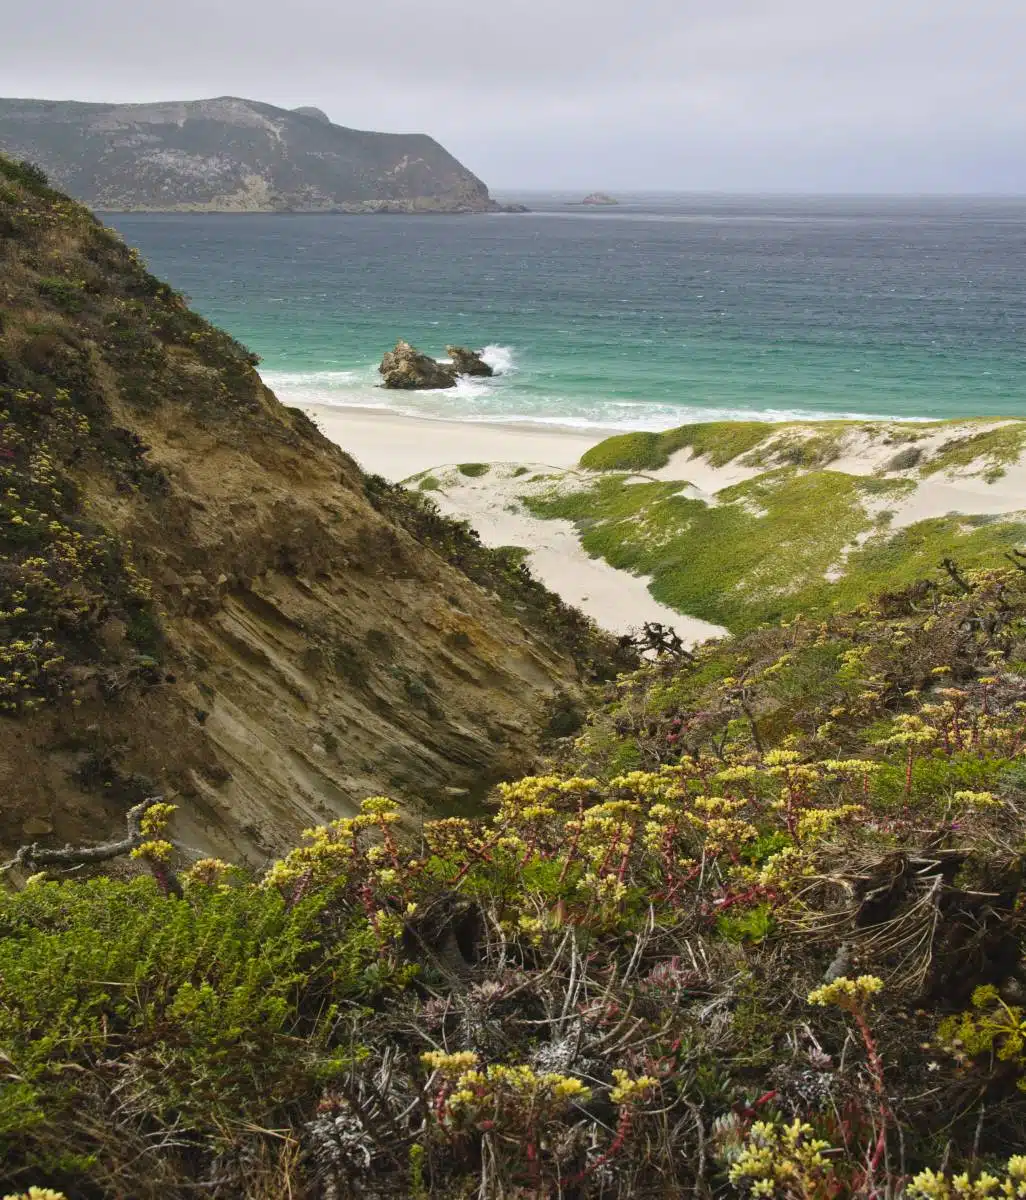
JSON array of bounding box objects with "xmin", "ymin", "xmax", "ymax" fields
[{"xmin": 0, "ymin": 160, "xmax": 614, "ymax": 864}]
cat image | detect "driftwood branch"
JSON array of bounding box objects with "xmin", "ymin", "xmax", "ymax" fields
[
  {"xmin": 939, "ymin": 557, "xmax": 973, "ymax": 594},
  {"xmin": 2, "ymin": 796, "xmax": 164, "ymax": 875},
  {"xmin": 622, "ymin": 621, "xmax": 695, "ymax": 662}
]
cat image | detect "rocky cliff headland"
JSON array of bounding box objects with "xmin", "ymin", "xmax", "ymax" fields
[{"xmin": 0, "ymin": 96, "xmax": 511, "ymax": 213}]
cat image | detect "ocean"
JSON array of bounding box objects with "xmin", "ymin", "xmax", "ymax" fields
[{"xmin": 107, "ymin": 193, "xmax": 1026, "ymax": 431}]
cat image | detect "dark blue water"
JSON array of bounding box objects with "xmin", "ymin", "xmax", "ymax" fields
[{"xmin": 109, "ymin": 193, "xmax": 1026, "ymax": 430}]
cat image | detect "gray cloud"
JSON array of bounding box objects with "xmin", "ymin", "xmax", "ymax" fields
[{"xmin": 3, "ymin": 0, "xmax": 1023, "ymax": 190}]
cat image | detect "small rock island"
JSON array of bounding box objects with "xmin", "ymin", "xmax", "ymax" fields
[
  {"xmin": 580, "ymin": 192, "xmax": 619, "ymax": 206},
  {"xmin": 378, "ymin": 340, "xmax": 493, "ymax": 389}
]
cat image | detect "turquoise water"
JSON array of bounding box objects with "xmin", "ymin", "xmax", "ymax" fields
[{"xmin": 109, "ymin": 193, "xmax": 1026, "ymax": 431}]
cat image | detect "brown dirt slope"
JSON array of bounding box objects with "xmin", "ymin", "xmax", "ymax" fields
[{"xmin": 0, "ymin": 158, "xmax": 620, "ymax": 864}]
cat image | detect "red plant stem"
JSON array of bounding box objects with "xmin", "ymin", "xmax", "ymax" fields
[
  {"xmin": 566, "ymin": 1106, "xmax": 633, "ymax": 1186},
  {"xmin": 447, "ymin": 830, "xmax": 503, "ymax": 886},
  {"xmin": 616, "ymin": 822, "xmax": 638, "ymax": 883},
  {"xmin": 518, "ymin": 829, "xmax": 540, "ymax": 868},
  {"xmin": 903, "ymin": 745, "xmax": 915, "ymax": 817},
  {"xmin": 556, "ymin": 796, "xmax": 587, "ymax": 884},
  {"xmin": 378, "ymin": 820, "xmax": 399, "ymax": 867},
  {"xmin": 852, "ymin": 1008, "xmax": 890, "ymax": 1179}
]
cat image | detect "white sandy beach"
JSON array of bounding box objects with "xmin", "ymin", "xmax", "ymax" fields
[
  {"xmin": 303, "ymin": 405, "xmax": 601, "ymax": 480},
  {"xmin": 302, "ymin": 404, "xmax": 726, "ymax": 642}
]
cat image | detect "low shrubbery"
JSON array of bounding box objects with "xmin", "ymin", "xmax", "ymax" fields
[
  {"xmin": 579, "ymin": 422, "xmax": 776, "ymax": 472},
  {"xmin": 4, "ymin": 564, "xmax": 1026, "ymax": 1197},
  {"xmin": 526, "ymin": 466, "xmax": 1026, "ymax": 632}
]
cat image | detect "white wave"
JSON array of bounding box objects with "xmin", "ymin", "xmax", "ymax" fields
[
  {"xmin": 259, "ymin": 362, "xmax": 913, "ymax": 435},
  {"xmin": 480, "ymin": 344, "xmax": 516, "ymax": 375}
]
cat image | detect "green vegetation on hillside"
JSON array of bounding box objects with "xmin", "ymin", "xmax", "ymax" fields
[
  {"xmin": 4, "ymin": 564, "xmax": 1026, "ymax": 1198},
  {"xmin": 921, "ymin": 424, "xmax": 1026, "ymax": 483},
  {"xmin": 580, "ymin": 421, "xmax": 775, "ymax": 471},
  {"xmin": 580, "ymin": 418, "xmax": 1026, "ymax": 479},
  {"xmin": 526, "ymin": 469, "xmax": 1026, "ymax": 631},
  {"xmin": 0, "ymin": 155, "xmax": 263, "ymax": 714}
]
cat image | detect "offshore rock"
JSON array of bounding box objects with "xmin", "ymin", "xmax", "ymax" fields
[
  {"xmin": 581, "ymin": 192, "xmax": 619, "ymax": 205},
  {"xmin": 446, "ymin": 345, "xmax": 494, "ymax": 377},
  {"xmin": 379, "ymin": 340, "xmax": 457, "ymax": 389}
]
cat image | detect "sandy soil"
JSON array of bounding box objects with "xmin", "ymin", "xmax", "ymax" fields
[
  {"xmin": 302, "ymin": 405, "xmax": 601, "ymax": 480},
  {"xmin": 302, "ymin": 405, "xmax": 1026, "ymax": 643},
  {"xmin": 301, "ymin": 406, "xmax": 726, "ymax": 643}
]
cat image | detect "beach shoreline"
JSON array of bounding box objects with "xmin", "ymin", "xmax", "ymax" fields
[
  {"xmin": 300, "ymin": 403, "xmax": 727, "ymax": 643},
  {"xmin": 300, "ymin": 403, "xmax": 609, "ymax": 481}
]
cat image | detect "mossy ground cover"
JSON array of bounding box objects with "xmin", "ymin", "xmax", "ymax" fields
[
  {"xmin": 579, "ymin": 421, "xmax": 776, "ymax": 471},
  {"xmin": 580, "ymin": 417, "xmax": 1026, "ymax": 479},
  {"xmin": 526, "ymin": 468, "xmax": 1026, "ymax": 632},
  {"xmin": 5, "ymin": 565, "xmax": 1026, "ymax": 1198}
]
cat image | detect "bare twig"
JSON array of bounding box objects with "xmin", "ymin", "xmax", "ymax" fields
[{"xmin": 1, "ymin": 796, "xmax": 163, "ymax": 875}]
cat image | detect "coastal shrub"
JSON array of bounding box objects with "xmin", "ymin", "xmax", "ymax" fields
[
  {"xmin": 580, "ymin": 430, "xmax": 667, "ymax": 471},
  {"xmin": 580, "ymin": 421, "xmax": 775, "ymax": 472},
  {"xmin": 0, "ymin": 158, "xmax": 50, "ymax": 192},
  {"xmin": 4, "ymin": 567, "xmax": 1026, "ymax": 1195},
  {"xmin": 417, "ymin": 474, "xmax": 441, "ymax": 490},
  {"xmin": 457, "ymin": 461, "xmax": 489, "ymax": 477},
  {"xmin": 885, "ymin": 445, "xmax": 924, "ymax": 472},
  {"xmin": 36, "ymin": 277, "xmax": 86, "ymax": 314},
  {"xmin": 921, "ymin": 423, "xmax": 1026, "ymax": 483},
  {"xmin": 0, "ymin": 870, "xmax": 395, "ymax": 1193}
]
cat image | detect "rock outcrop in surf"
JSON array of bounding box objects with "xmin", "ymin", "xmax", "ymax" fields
[
  {"xmin": 379, "ymin": 340, "xmax": 458, "ymax": 389},
  {"xmin": 378, "ymin": 341, "xmax": 494, "ymax": 389},
  {"xmin": 446, "ymin": 345, "xmax": 494, "ymax": 377}
]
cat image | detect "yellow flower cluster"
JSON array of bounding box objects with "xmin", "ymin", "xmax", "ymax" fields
[
  {"xmin": 186, "ymin": 858, "xmax": 232, "ymax": 886},
  {"xmin": 609, "ymin": 1068, "xmax": 659, "ymax": 1105},
  {"xmin": 907, "ymin": 1156, "xmax": 1026, "ymax": 1199},
  {"xmin": 421, "ymin": 1049, "xmax": 480, "ymax": 1075},
  {"xmin": 795, "ymin": 804, "xmax": 862, "ymax": 840},
  {"xmin": 728, "ymin": 1119, "xmax": 833, "ymax": 1196},
  {"xmin": 3, "ymin": 1191, "xmax": 68, "ymax": 1200},
  {"xmin": 425, "ymin": 1056, "xmax": 592, "ymax": 1117},
  {"xmin": 952, "ymin": 790, "xmax": 1002, "ymax": 809},
  {"xmin": 807, "ymin": 974, "xmax": 884, "ymax": 1011},
  {"xmin": 131, "ymin": 839, "xmax": 174, "ymax": 864}
]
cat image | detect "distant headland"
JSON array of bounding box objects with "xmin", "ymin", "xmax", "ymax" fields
[{"xmin": 0, "ymin": 95, "xmax": 520, "ymax": 214}]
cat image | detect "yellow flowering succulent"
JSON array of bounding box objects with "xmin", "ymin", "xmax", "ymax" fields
[
  {"xmin": 421, "ymin": 1050, "xmax": 481, "ymax": 1075},
  {"xmin": 728, "ymin": 1119, "xmax": 833, "ymax": 1195},
  {"xmin": 808, "ymin": 975, "xmax": 884, "ymax": 1011},
  {"xmin": 609, "ymin": 1068, "xmax": 659, "ymax": 1105},
  {"xmin": 907, "ymin": 1155, "xmax": 1026, "ymax": 1199}
]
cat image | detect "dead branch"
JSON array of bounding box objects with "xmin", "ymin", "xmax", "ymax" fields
[
  {"xmin": 939, "ymin": 557, "xmax": 973, "ymax": 594},
  {"xmin": 0, "ymin": 797, "xmax": 180, "ymax": 897}
]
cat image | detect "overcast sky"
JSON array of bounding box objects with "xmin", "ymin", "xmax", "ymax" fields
[{"xmin": 3, "ymin": 0, "xmax": 1024, "ymax": 192}]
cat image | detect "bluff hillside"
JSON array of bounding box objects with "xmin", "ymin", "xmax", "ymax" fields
[
  {"xmin": 0, "ymin": 97, "xmax": 501, "ymax": 212},
  {"xmin": 4, "ymin": 159, "xmax": 1026, "ymax": 1200},
  {"xmin": 0, "ymin": 156, "xmax": 622, "ymax": 864}
]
